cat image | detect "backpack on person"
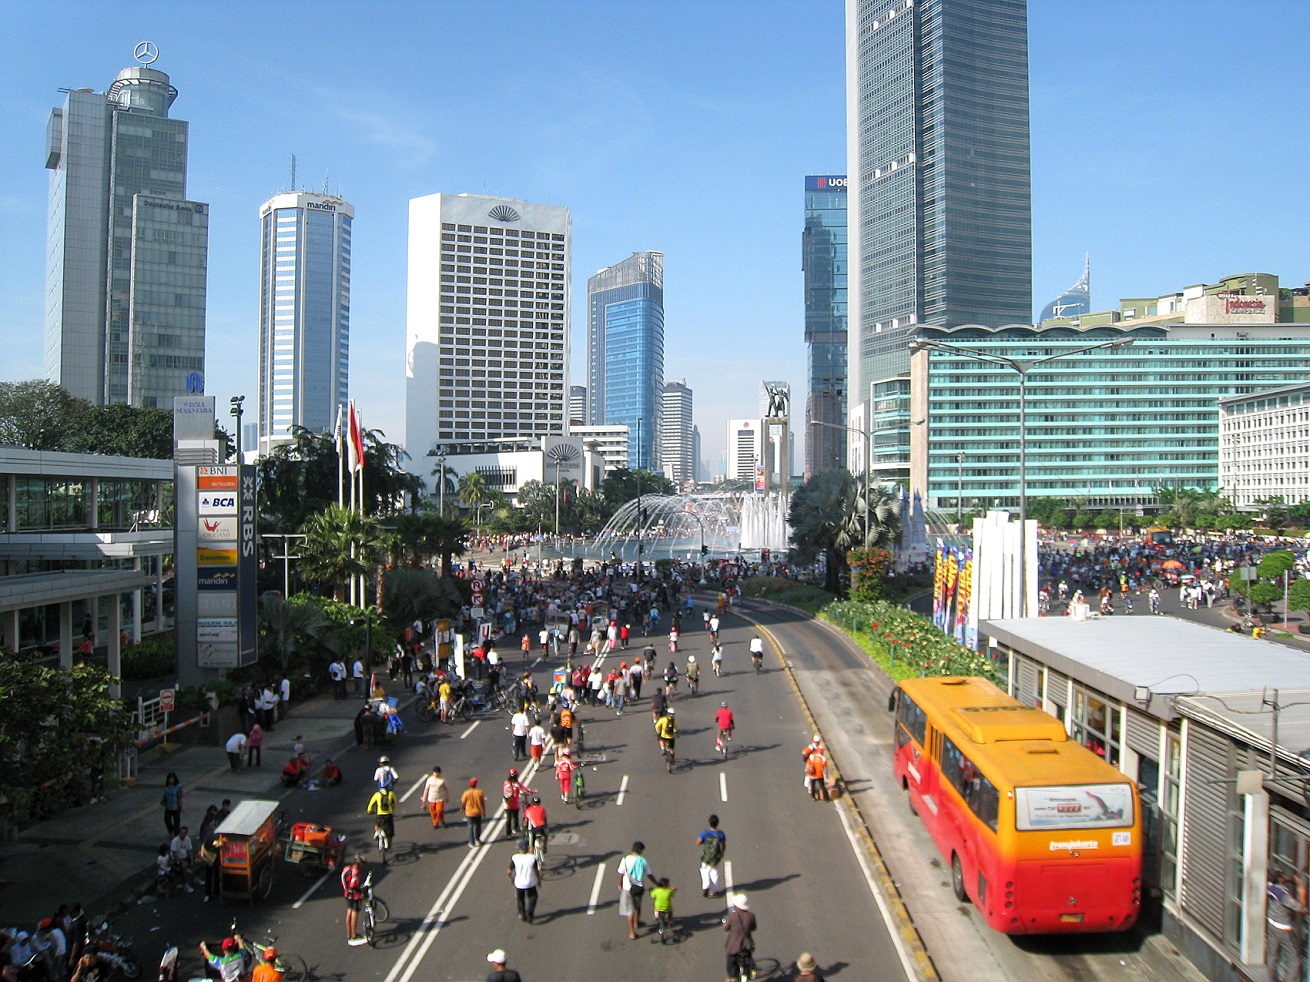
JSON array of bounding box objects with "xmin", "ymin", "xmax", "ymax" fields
[{"xmin": 700, "ymin": 834, "xmax": 724, "ymax": 866}]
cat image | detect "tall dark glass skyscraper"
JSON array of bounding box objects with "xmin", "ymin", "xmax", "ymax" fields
[
  {"xmin": 803, "ymin": 175, "xmax": 848, "ymax": 480},
  {"xmin": 45, "ymin": 46, "xmax": 209, "ymax": 407},
  {"xmin": 586, "ymin": 252, "xmax": 664, "ymax": 471},
  {"xmin": 846, "ymin": 0, "xmax": 1031, "ymax": 476}
]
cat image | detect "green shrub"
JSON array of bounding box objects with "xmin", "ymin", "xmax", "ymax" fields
[
  {"xmin": 121, "ymin": 634, "xmax": 176, "ymax": 680},
  {"xmin": 822, "ymin": 599, "xmax": 1003, "ymax": 686}
]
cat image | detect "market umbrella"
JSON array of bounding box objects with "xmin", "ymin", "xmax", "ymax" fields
[{"xmin": 1161, "ymin": 559, "xmax": 1185, "ymax": 570}]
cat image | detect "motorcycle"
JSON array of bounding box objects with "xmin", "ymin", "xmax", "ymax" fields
[{"xmin": 87, "ymin": 917, "xmax": 143, "ymax": 979}]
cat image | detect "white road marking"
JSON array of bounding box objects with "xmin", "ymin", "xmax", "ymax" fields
[
  {"xmin": 460, "ymin": 719, "xmax": 480, "ymax": 739},
  {"xmin": 398, "ymin": 774, "xmax": 426, "ymax": 804},
  {"xmin": 587, "ymin": 861, "xmax": 607, "ymax": 914},
  {"xmin": 290, "ymin": 871, "xmax": 330, "ymax": 909},
  {"xmin": 616, "ymin": 774, "xmax": 629, "ymax": 806},
  {"xmin": 719, "ymin": 771, "xmax": 728, "ymax": 802},
  {"xmin": 836, "ymin": 791, "xmax": 921, "ymax": 982},
  {"xmin": 724, "ymin": 859, "xmax": 735, "ymax": 909}
]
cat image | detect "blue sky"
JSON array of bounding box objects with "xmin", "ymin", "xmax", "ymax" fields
[{"xmin": 1, "ymin": 2, "xmax": 1307, "ymax": 471}]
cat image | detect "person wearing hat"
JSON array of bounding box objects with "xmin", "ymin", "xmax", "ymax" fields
[
  {"xmin": 251, "ymin": 947, "xmax": 283, "ymax": 982},
  {"xmin": 723, "ymin": 893, "xmax": 757, "ymax": 982},
  {"xmin": 199, "ymin": 935, "xmax": 246, "ymax": 982},
  {"xmin": 792, "ymin": 951, "xmax": 825, "ymax": 981},
  {"xmin": 460, "ymin": 778, "xmax": 487, "ymax": 847},
  {"xmin": 484, "ymin": 948, "xmax": 521, "ymax": 982}
]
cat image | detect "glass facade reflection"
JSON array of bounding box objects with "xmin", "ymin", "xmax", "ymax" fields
[
  {"xmin": 257, "ymin": 192, "xmax": 353, "ymax": 455},
  {"xmin": 587, "ymin": 252, "xmax": 664, "ymax": 471},
  {"xmin": 803, "ymin": 176, "xmax": 848, "ymax": 479}
]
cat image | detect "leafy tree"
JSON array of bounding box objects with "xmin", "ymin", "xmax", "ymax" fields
[
  {"xmin": 380, "ymin": 566, "xmax": 467, "ymax": 630},
  {"xmin": 1288, "ymin": 577, "xmax": 1310, "ymax": 615},
  {"xmin": 1249, "ymin": 581, "xmax": 1282, "ymax": 610},
  {"xmin": 0, "ymin": 652, "xmax": 133, "ymax": 822},
  {"xmin": 258, "ymin": 596, "xmax": 339, "ymax": 672},
  {"xmin": 1258, "ymin": 550, "xmax": 1298, "ymax": 580},
  {"xmin": 599, "ymin": 468, "xmax": 675, "ymax": 509},
  {"xmin": 788, "ymin": 470, "xmax": 861, "ymax": 593},
  {"xmin": 298, "ymin": 506, "xmax": 386, "ymax": 602},
  {"xmin": 458, "ymin": 472, "xmax": 489, "ymax": 534},
  {"xmin": 66, "ymin": 404, "xmax": 174, "ymax": 459},
  {"xmin": 390, "ymin": 510, "xmax": 468, "ymax": 577},
  {"xmin": 1256, "ymin": 497, "xmax": 1291, "ymax": 531},
  {"xmin": 1028, "ymin": 497, "xmax": 1073, "ymax": 528},
  {"xmin": 848, "ymin": 547, "xmax": 895, "ymax": 602},
  {"xmin": 0, "ymin": 380, "xmax": 89, "ymax": 451},
  {"xmin": 1070, "ymin": 507, "xmax": 1093, "ymax": 530}
]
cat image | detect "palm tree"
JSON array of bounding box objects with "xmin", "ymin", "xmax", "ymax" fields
[
  {"xmin": 391, "ymin": 511, "xmax": 469, "ymax": 576},
  {"xmin": 788, "ymin": 470, "xmax": 862, "ymax": 593},
  {"xmin": 258, "ymin": 597, "xmax": 338, "ymax": 672},
  {"xmin": 857, "ymin": 483, "xmax": 904, "ymax": 550},
  {"xmin": 298, "ymin": 506, "xmax": 385, "ymax": 602},
  {"xmin": 459, "ymin": 472, "xmax": 488, "ymax": 536}
]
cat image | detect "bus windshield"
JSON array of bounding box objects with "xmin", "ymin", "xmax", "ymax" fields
[{"xmin": 1015, "ymin": 783, "xmax": 1135, "ymax": 831}]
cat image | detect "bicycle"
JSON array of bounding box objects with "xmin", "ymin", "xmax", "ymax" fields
[
  {"xmin": 573, "ymin": 767, "xmax": 586, "ymax": 809},
  {"xmin": 687, "ymin": 672, "xmax": 699, "ymax": 697},
  {"xmin": 656, "ymin": 907, "xmax": 674, "ymax": 943},
  {"xmin": 414, "ymin": 692, "xmax": 440, "ymax": 722},
  {"xmin": 661, "ymin": 740, "xmax": 676, "ymax": 773},
  {"xmin": 716, "ymin": 729, "xmax": 732, "ymax": 759},
  {"xmin": 751, "ymin": 653, "xmax": 763, "ymax": 674},
  {"xmin": 529, "ymin": 827, "xmax": 548, "ymax": 866},
  {"xmin": 373, "ymin": 822, "xmax": 391, "ymax": 865},
  {"xmin": 360, "ymin": 871, "xmax": 390, "ymax": 946},
  {"xmin": 230, "ymin": 920, "xmax": 307, "ymax": 982},
  {"xmin": 731, "ymin": 948, "xmax": 756, "ymax": 982}
]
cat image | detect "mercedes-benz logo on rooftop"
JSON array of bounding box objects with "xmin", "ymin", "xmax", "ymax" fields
[{"xmin": 133, "ymin": 41, "xmax": 159, "ymax": 66}]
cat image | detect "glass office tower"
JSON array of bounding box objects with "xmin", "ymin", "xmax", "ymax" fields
[
  {"xmin": 257, "ymin": 191, "xmax": 353, "ymax": 457},
  {"xmin": 586, "ymin": 252, "xmax": 664, "ymax": 471},
  {"xmin": 45, "ymin": 51, "xmax": 208, "ymax": 406},
  {"xmin": 803, "ymin": 175, "xmax": 848, "ymax": 479},
  {"xmin": 846, "ymin": 0, "xmax": 1031, "ymax": 478}
]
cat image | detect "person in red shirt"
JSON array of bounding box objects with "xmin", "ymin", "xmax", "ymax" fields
[
  {"xmin": 554, "ymin": 748, "xmax": 579, "ymax": 802},
  {"xmin": 501, "ymin": 768, "xmax": 532, "ymax": 839},
  {"xmin": 715, "ymin": 702, "xmax": 735, "ymax": 755},
  {"xmin": 523, "ymin": 795, "xmax": 548, "ymax": 857},
  {"xmin": 803, "ymin": 736, "xmax": 829, "ymax": 801}
]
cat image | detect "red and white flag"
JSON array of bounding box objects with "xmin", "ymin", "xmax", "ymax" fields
[{"xmin": 347, "ymin": 401, "xmax": 364, "ymax": 474}]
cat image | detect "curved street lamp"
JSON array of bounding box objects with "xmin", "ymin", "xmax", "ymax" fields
[{"xmin": 908, "ymin": 335, "xmax": 1135, "ymax": 616}]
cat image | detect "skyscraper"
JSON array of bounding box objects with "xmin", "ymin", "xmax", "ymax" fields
[
  {"xmin": 846, "ymin": 0, "xmax": 1031, "ymax": 477},
  {"xmin": 803, "ymin": 176, "xmax": 848, "ymax": 479},
  {"xmin": 45, "ymin": 45, "xmax": 209, "ymax": 407},
  {"xmin": 406, "ymin": 193, "xmax": 571, "ymax": 457},
  {"xmin": 660, "ymin": 379, "xmax": 694, "ymax": 486},
  {"xmin": 569, "ymin": 385, "xmax": 588, "ymax": 427},
  {"xmin": 257, "ymin": 191, "xmax": 353, "ymax": 457},
  {"xmin": 586, "ymin": 251, "xmax": 664, "ymax": 471}
]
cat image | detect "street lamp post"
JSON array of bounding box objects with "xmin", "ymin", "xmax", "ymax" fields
[
  {"xmin": 909, "ymin": 336, "xmax": 1135, "ymax": 616},
  {"xmin": 262, "ymin": 533, "xmax": 306, "ymax": 598},
  {"xmin": 229, "ymin": 395, "xmax": 245, "ymax": 462},
  {"xmin": 956, "ymin": 451, "xmax": 966, "ymax": 525},
  {"xmin": 437, "ymin": 452, "xmax": 447, "ymax": 516},
  {"xmin": 808, "ymin": 417, "xmax": 871, "ymax": 550},
  {"xmin": 554, "ymin": 458, "xmax": 563, "ymax": 540}
]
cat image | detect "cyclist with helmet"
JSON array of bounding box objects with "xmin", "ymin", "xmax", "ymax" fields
[
  {"xmin": 523, "ymin": 795, "xmax": 549, "ymax": 856},
  {"xmin": 502, "ymin": 768, "xmax": 532, "ymax": 838},
  {"xmin": 373, "ymin": 755, "xmax": 398, "ymax": 792},
  {"xmin": 715, "ymin": 702, "xmax": 735, "ymax": 755},
  {"xmin": 685, "ymin": 654, "xmax": 700, "ymax": 696},
  {"xmin": 663, "ymin": 660, "xmax": 679, "ymax": 697},
  {"xmin": 655, "ymin": 707, "xmax": 678, "ymax": 768},
  {"xmin": 341, "ymin": 854, "xmax": 367, "ymax": 945},
  {"xmin": 367, "ymin": 783, "xmax": 397, "ymax": 860},
  {"xmin": 554, "ymin": 747, "xmax": 579, "ymax": 801}
]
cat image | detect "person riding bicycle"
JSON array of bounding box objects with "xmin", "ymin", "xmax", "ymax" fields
[
  {"xmin": 663, "ymin": 660, "xmax": 679, "ymax": 696},
  {"xmin": 367, "ymin": 786, "xmax": 397, "ymax": 857},
  {"xmin": 748, "ymin": 636, "xmax": 764, "ymax": 670},
  {"xmin": 554, "ymin": 747, "xmax": 579, "ymax": 801},
  {"xmin": 341, "ymin": 854, "xmax": 367, "ymax": 945},
  {"xmin": 373, "ymin": 755, "xmax": 398, "ymax": 792},
  {"xmin": 711, "ymin": 642, "xmax": 724, "ymax": 676},
  {"xmin": 651, "ymin": 686, "xmax": 668, "ymax": 725},
  {"xmin": 655, "ymin": 708, "xmax": 678, "ymax": 761},
  {"xmin": 715, "ymin": 702, "xmax": 735, "ymax": 753},
  {"xmin": 523, "ymin": 794, "xmax": 549, "ymax": 855},
  {"xmin": 686, "ymin": 655, "xmax": 700, "ymax": 693},
  {"xmin": 724, "ymin": 893, "xmax": 757, "ymax": 981}
]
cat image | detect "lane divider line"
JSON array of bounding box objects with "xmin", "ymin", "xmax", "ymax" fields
[
  {"xmin": 460, "ymin": 719, "xmax": 481, "ymax": 740},
  {"xmin": 719, "ymin": 771, "xmax": 728, "ymax": 802},
  {"xmin": 724, "ymin": 859, "xmax": 734, "ymax": 910},
  {"xmin": 616, "ymin": 774, "xmax": 629, "ymax": 806},
  {"xmin": 587, "ymin": 861, "xmax": 607, "ymax": 914},
  {"xmin": 398, "ymin": 774, "xmax": 426, "ymax": 804},
  {"xmin": 291, "ymin": 871, "xmax": 330, "ymax": 910}
]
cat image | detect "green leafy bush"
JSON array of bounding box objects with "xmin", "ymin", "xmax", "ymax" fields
[
  {"xmin": 121, "ymin": 635, "xmax": 176, "ymax": 680},
  {"xmin": 823, "ymin": 599, "xmax": 1003, "ymax": 686}
]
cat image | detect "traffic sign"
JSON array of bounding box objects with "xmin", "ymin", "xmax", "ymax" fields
[{"xmin": 159, "ymin": 689, "xmax": 176, "ymax": 713}]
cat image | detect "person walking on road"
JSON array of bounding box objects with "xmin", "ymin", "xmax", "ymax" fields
[
  {"xmin": 507, "ymin": 838, "xmax": 541, "ymax": 924},
  {"xmin": 421, "ymin": 766, "xmax": 448, "ymax": 829},
  {"xmin": 697, "ymin": 814, "xmax": 727, "ymax": 898},
  {"xmin": 461, "ymin": 778, "xmax": 487, "ymax": 847},
  {"xmin": 352, "ymin": 657, "xmax": 365, "ymax": 697},
  {"xmin": 803, "ymin": 736, "xmax": 830, "ymax": 801},
  {"xmin": 617, "ymin": 840, "xmax": 657, "ymax": 940},
  {"xmin": 161, "ymin": 771, "xmax": 184, "ymax": 836},
  {"xmin": 527, "ymin": 718, "xmax": 547, "ymax": 763},
  {"xmin": 485, "ymin": 948, "xmax": 522, "ymax": 982},
  {"xmin": 792, "ymin": 951, "xmax": 826, "ymax": 982},
  {"xmin": 510, "ymin": 706, "xmax": 530, "ymax": 761}
]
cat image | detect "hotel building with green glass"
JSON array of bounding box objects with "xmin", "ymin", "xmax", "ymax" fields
[{"xmin": 909, "ymin": 273, "xmax": 1310, "ymax": 513}]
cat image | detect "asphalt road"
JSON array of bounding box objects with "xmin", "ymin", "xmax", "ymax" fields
[{"xmin": 111, "ymin": 611, "xmax": 909, "ymax": 982}]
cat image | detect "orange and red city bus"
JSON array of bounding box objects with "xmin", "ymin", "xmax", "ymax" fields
[{"xmin": 890, "ymin": 676, "xmax": 1141, "ymax": 934}]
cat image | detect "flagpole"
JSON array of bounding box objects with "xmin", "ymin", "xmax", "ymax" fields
[
  {"xmin": 349, "ymin": 401, "xmax": 358, "ymax": 606},
  {"xmin": 335, "ymin": 403, "xmax": 345, "ymax": 510},
  {"xmin": 357, "ymin": 410, "xmax": 366, "ymax": 607}
]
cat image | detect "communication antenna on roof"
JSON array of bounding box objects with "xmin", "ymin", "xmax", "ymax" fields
[
  {"xmin": 323, "ymin": 172, "xmax": 330, "ymax": 195},
  {"xmin": 289, "ymin": 153, "xmax": 297, "ymax": 193}
]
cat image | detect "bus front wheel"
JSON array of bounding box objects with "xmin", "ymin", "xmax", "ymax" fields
[{"xmin": 950, "ymin": 853, "xmax": 969, "ymax": 904}]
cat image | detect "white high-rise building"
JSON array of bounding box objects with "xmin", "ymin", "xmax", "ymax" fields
[
  {"xmin": 44, "ymin": 46, "xmax": 209, "ymax": 407},
  {"xmin": 661, "ymin": 380, "xmax": 694, "ymax": 486},
  {"xmin": 406, "ymin": 193, "xmax": 571, "ymax": 458},
  {"xmin": 726, "ymin": 419, "xmax": 762, "ymax": 483},
  {"xmin": 257, "ymin": 191, "xmax": 353, "ymax": 457}
]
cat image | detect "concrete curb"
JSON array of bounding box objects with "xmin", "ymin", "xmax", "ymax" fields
[{"xmin": 740, "ymin": 601, "xmax": 940, "ymax": 982}]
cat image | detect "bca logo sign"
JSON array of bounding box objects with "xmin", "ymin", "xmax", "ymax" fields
[{"xmin": 199, "ymin": 492, "xmax": 238, "ymax": 515}]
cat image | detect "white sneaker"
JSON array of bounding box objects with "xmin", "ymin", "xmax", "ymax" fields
[
  {"xmin": 184, "ymin": 884, "xmax": 195, "ymax": 893},
  {"xmin": 347, "ymin": 937, "xmax": 367, "ymax": 947}
]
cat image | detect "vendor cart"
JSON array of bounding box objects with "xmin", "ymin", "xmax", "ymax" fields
[
  {"xmin": 282, "ymin": 821, "xmax": 347, "ymax": 876},
  {"xmin": 215, "ymin": 799, "xmax": 282, "ymax": 903}
]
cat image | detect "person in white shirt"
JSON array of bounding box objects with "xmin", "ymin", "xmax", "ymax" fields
[
  {"xmin": 279, "ymin": 676, "xmax": 291, "ymax": 719},
  {"xmin": 224, "ymin": 732, "xmax": 246, "ymax": 771},
  {"xmin": 528, "ymin": 720, "xmax": 547, "ymax": 763},
  {"xmin": 507, "ymin": 838, "xmax": 542, "ymax": 923},
  {"xmin": 510, "ymin": 708, "xmax": 530, "ymax": 761},
  {"xmin": 169, "ymin": 827, "xmax": 196, "ymax": 892},
  {"xmin": 329, "ymin": 659, "xmax": 347, "ymax": 699},
  {"xmin": 352, "ymin": 658, "xmax": 365, "ymax": 697}
]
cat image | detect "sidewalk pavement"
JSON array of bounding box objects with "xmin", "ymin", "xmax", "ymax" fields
[{"xmin": 0, "ymin": 689, "xmax": 375, "ymax": 929}]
